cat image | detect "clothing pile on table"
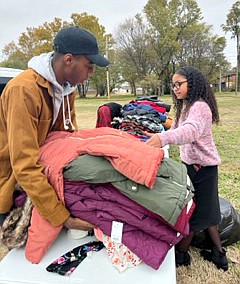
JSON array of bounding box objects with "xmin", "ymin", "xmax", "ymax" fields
[
  {"xmin": 86, "ymin": 97, "xmax": 192, "ymax": 272},
  {"xmin": 21, "ymin": 128, "xmax": 195, "ymax": 274},
  {"xmin": 63, "ymin": 153, "xmax": 195, "ymax": 271},
  {"xmin": 112, "ymin": 96, "xmax": 173, "ymax": 141}
]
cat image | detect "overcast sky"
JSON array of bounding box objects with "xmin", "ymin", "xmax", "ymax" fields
[{"xmin": 0, "ymin": 0, "xmax": 237, "ymax": 65}]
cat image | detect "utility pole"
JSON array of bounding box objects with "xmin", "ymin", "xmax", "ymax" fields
[
  {"xmin": 219, "ymin": 67, "xmax": 222, "ymax": 93},
  {"xmin": 106, "ymin": 35, "xmax": 110, "ymax": 99},
  {"xmin": 236, "ymin": 34, "xmax": 239, "ymax": 96}
]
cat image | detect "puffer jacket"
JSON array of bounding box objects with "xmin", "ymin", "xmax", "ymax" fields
[{"xmin": 0, "ymin": 68, "xmax": 77, "ymax": 226}]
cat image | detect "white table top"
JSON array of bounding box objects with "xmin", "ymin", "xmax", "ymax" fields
[{"xmin": 0, "ymin": 229, "xmax": 176, "ymax": 284}]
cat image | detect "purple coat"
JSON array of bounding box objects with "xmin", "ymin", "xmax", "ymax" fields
[{"xmin": 64, "ymin": 180, "xmax": 183, "ymax": 270}]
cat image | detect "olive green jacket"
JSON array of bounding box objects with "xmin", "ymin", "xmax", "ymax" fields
[
  {"xmin": 0, "ymin": 69, "xmax": 77, "ymax": 226},
  {"xmin": 64, "ymin": 154, "xmax": 194, "ymax": 225}
]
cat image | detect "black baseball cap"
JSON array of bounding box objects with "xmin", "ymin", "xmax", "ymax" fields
[{"xmin": 53, "ymin": 26, "xmax": 109, "ymax": 67}]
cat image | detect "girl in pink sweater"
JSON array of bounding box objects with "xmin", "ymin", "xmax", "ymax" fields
[{"xmin": 146, "ymin": 66, "xmax": 228, "ymax": 271}]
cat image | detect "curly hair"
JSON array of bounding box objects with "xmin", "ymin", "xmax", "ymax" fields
[{"xmin": 173, "ymin": 66, "xmax": 219, "ymax": 126}]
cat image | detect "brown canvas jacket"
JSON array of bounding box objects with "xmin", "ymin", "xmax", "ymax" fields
[{"xmin": 0, "ymin": 69, "xmax": 77, "ymax": 226}]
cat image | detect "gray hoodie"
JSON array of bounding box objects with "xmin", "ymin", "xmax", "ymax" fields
[{"xmin": 28, "ymin": 52, "xmax": 76, "ymax": 130}]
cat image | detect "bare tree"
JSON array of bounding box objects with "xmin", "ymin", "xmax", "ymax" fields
[
  {"xmin": 114, "ymin": 14, "xmax": 154, "ymax": 95},
  {"xmin": 222, "ymin": 1, "xmax": 240, "ymax": 95}
]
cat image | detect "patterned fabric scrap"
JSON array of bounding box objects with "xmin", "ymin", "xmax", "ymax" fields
[
  {"xmin": 95, "ymin": 228, "xmax": 142, "ymax": 273},
  {"xmin": 46, "ymin": 241, "xmax": 104, "ymax": 276}
]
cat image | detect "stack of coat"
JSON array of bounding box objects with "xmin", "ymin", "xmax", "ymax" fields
[
  {"xmin": 63, "ymin": 155, "xmax": 195, "ymax": 269},
  {"xmin": 25, "ymin": 127, "xmax": 195, "ymax": 270},
  {"xmin": 118, "ymin": 99, "xmax": 172, "ymax": 140}
]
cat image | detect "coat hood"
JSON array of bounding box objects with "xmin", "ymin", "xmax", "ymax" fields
[{"xmin": 28, "ymin": 52, "xmax": 76, "ymax": 129}]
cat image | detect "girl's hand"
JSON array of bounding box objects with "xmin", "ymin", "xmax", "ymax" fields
[
  {"xmin": 143, "ymin": 131, "xmax": 155, "ymax": 137},
  {"xmin": 145, "ymin": 133, "xmax": 162, "ymax": 148}
]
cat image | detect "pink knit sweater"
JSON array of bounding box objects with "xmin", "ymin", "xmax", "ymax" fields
[{"xmin": 159, "ymin": 101, "xmax": 221, "ymax": 166}]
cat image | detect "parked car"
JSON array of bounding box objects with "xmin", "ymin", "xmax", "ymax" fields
[{"xmin": 0, "ymin": 67, "xmax": 23, "ymax": 95}]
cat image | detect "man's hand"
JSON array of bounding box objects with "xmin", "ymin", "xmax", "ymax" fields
[
  {"xmin": 64, "ymin": 216, "xmax": 96, "ymax": 231},
  {"xmin": 145, "ymin": 133, "xmax": 162, "ymax": 148}
]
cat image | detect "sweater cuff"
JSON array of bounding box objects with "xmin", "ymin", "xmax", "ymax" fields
[{"xmin": 158, "ymin": 133, "xmax": 169, "ymax": 147}]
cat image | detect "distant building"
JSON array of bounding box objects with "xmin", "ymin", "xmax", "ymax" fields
[
  {"xmin": 112, "ymin": 81, "xmax": 131, "ymax": 94},
  {"xmin": 221, "ymin": 73, "xmax": 236, "ymax": 91},
  {"xmin": 213, "ymin": 73, "xmax": 236, "ymax": 92}
]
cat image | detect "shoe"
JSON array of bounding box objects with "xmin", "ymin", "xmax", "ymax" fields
[
  {"xmin": 200, "ymin": 247, "xmax": 228, "ymax": 271},
  {"xmin": 175, "ymin": 250, "xmax": 191, "ymax": 267}
]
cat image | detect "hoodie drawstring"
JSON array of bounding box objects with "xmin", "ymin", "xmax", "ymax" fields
[
  {"xmin": 62, "ymin": 95, "xmax": 75, "ymax": 130},
  {"xmin": 27, "ymin": 52, "xmax": 76, "ymax": 128}
]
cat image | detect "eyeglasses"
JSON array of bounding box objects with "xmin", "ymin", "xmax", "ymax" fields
[{"xmin": 171, "ymin": 80, "xmax": 187, "ymax": 90}]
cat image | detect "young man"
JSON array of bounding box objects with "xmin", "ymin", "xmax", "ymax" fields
[{"xmin": 0, "ymin": 26, "xmax": 109, "ymax": 230}]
